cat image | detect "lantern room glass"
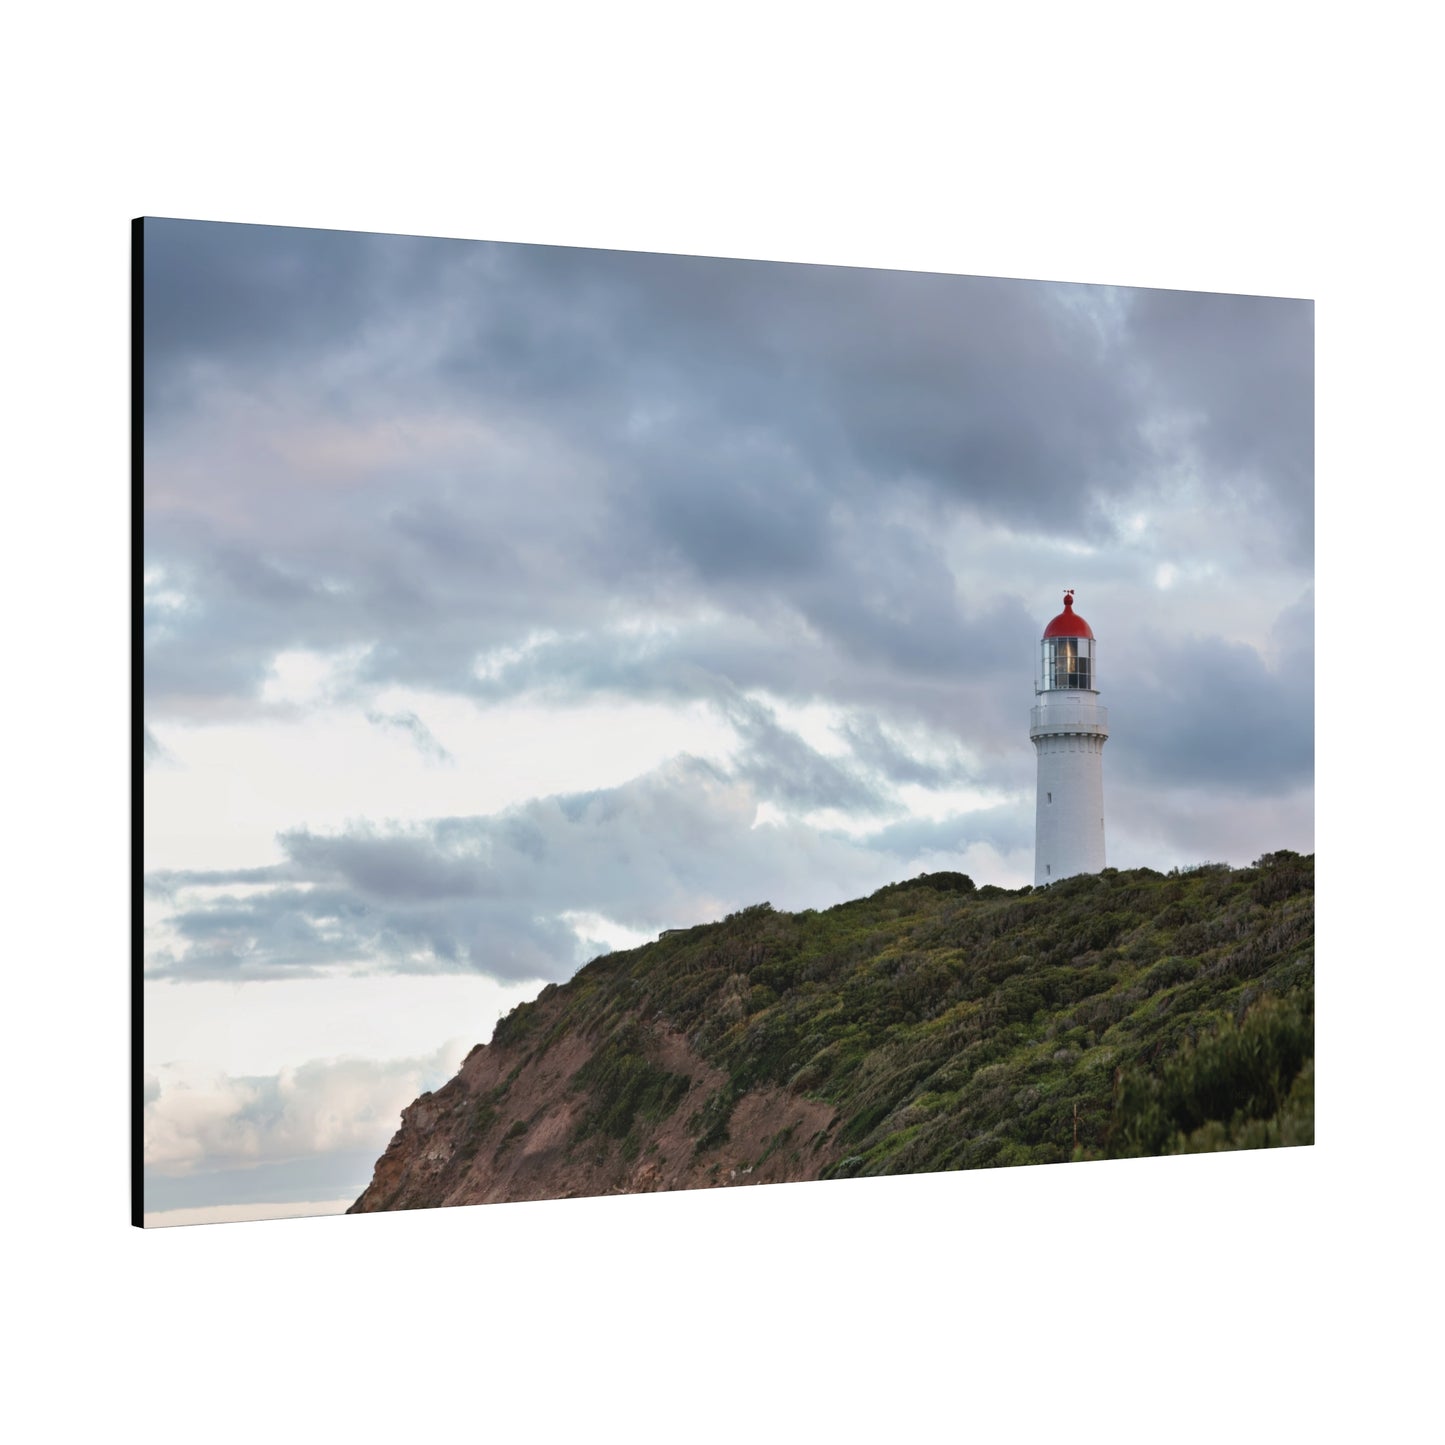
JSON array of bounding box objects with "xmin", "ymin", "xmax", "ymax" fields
[{"xmin": 1041, "ymin": 635, "xmax": 1095, "ymax": 690}]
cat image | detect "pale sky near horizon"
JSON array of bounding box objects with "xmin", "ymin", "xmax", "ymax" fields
[{"xmin": 141, "ymin": 220, "xmax": 1313, "ymax": 1221}]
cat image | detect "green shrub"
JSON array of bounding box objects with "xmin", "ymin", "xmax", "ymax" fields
[
  {"xmin": 468, "ymin": 856, "xmax": 1312, "ymax": 1189},
  {"xmin": 1107, "ymin": 994, "xmax": 1313, "ymax": 1157},
  {"xmin": 570, "ymin": 1022, "xmax": 693, "ymax": 1143}
]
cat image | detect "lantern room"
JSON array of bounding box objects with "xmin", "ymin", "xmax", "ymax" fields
[{"xmin": 1039, "ymin": 590, "xmax": 1096, "ymax": 692}]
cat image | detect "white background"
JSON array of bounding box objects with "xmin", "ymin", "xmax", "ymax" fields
[{"xmin": 5, "ymin": 2, "xmax": 1436, "ymax": 1439}]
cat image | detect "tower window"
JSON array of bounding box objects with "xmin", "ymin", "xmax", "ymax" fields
[
  {"xmin": 1047, "ymin": 792, "xmax": 1052, "ymax": 803},
  {"xmin": 1046, "ymin": 865, "xmax": 1051, "ymax": 876},
  {"xmin": 1042, "ymin": 636, "xmax": 1095, "ymax": 690}
]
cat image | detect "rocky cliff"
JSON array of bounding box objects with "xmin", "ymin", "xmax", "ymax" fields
[
  {"xmin": 350, "ymin": 983, "xmax": 839, "ymax": 1210},
  {"xmin": 350, "ymin": 855, "xmax": 1314, "ymax": 1214}
]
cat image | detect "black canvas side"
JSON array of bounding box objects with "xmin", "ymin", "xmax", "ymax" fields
[{"xmin": 130, "ymin": 217, "xmax": 145, "ymax": 1229}]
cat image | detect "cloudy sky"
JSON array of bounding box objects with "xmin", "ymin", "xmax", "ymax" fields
[{"xmin": 141, "ymin": 218, "xmax": 1313, "ymax": 1223}]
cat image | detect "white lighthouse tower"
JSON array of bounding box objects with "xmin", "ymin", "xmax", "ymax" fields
[{"xmin": 1031, "ymin": 590, "xmax": 1108, "ymax": 886}]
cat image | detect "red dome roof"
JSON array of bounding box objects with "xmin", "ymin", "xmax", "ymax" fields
[{"xmin": 1042, "ymin": 590, "xmax": 1095, "ymax": 640}]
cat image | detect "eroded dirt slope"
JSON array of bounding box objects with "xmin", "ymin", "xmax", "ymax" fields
[{"xmin": 349, "ymin": 987, "xmax": 838, "ymax": 1212}]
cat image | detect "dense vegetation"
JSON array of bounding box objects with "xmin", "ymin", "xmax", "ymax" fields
[{"xmin": 490, "ymin": 851, "xmax": 1313, "ymax": 1176}]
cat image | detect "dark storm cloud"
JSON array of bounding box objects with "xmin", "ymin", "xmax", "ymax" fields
[
  {"xmin": 484, "ymin": 244, "xmax": 1150, "ymax": 531},
  {"xmin": 142, "ymin": 225, "xmax": 1312, "ymax": 560},
  {"xmin": 785, "ymin": 530, "xmax": 1037, "ymax": 694},
  {"xmin": 641, "ymin": 449, "xmax": 833, "ymax": 586},
  {"xmin": 722, "ymin": 695, "xmax": 887, "ymax": 814},
  {"xmin": 836, "ymin": 716, "xmax": 977, "ymax": 790},
  {"xmin": 455, "ymin": 586, "xmax": 1039, "ymax": 758},
  {"xmin": 143, "ymin": 540, "xmax": 364, "ymax": 707},
  {"xmin": 1125, "ymin": 289, "xmax": 1314, "ymax": 561},
  {"xmin": 142, "ymin": 221, "xmax": 1312, "ymax": 810},
  {"xmin": 150, "ymin": 881, "xmax": 580, "ymax": 983},
  {"xmin": 141, "ymin": 218, "xmax": 475, "ymax": 413},
  {"xmin": 1112, "ymin": 591, "xmax": 1314, "ymax": 793}
]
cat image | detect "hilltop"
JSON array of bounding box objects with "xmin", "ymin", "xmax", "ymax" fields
[{"xmin": 349, "ymin": 851, "xmax": 1313, "ymax": 1212}]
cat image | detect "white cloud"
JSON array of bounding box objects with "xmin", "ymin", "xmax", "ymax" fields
[
  {"xmin": 143, "ymin": 691, "xmax": 739, "ymax": 874},
  {"xmin": 559, "ymin": 910, "xmax": 660, "ymax": 953},
  {"xmin": 144, "ymin": 972, "xmax": 541, "ymax": 1077},
  {"xmin": 144, "ymin": 1043, "xmax": 468, "ymax": 1177},
  {"xmin": 260, "ymin": 645, "xmax": 372, "ymax": 707},
  {"xmin": 894, "ymin": 781, "xmax": 1016, "ymax": 823}
]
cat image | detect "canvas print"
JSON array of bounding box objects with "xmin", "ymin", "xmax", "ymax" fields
[{"xmin": 138, "ymin": 219, "xmax": 1314, "ymax": 1226}]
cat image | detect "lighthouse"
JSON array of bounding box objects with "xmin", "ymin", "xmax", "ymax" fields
[{"xmin": 1031, "ymin": 590, "xmax": 1108, "ymax": 886}]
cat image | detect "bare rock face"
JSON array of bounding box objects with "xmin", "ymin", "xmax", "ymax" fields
[{"xmin": 348, "ymin": 987, "xmax": 839, "ymax": 1213}]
